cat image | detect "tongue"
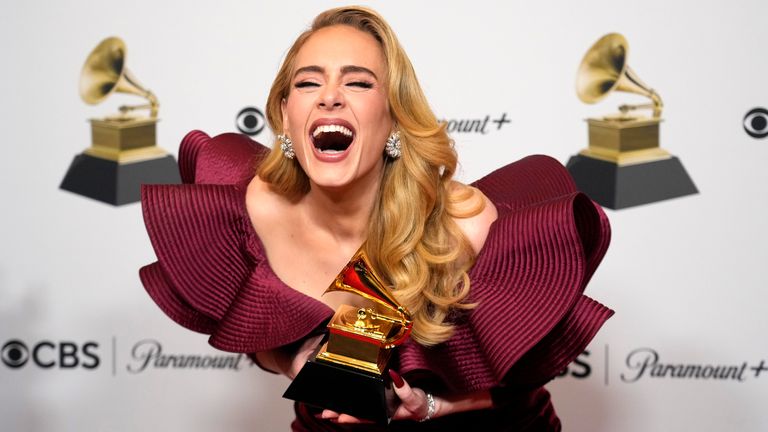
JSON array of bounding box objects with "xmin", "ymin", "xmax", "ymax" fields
[{"xmin": 313, "ymin": 131, "xmax": 353, "ymax": 152}]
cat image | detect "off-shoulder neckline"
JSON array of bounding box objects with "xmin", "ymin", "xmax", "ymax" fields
[
  {"xmin": 234, "ymin": 182, "xmax": 337, "ymax": 315},
  {"xmin": 234, "ymin": 176, "xmax": 507, "ymax": 301}
]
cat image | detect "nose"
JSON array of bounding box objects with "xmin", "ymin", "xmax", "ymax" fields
[{"xmin": 317, "ymin": 84, "xmax": 344, "ymax": 110}]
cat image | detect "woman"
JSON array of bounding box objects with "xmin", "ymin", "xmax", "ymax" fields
[{"xmin": 140, "ymin": 6, "xmax": 612, "ymax": 431}]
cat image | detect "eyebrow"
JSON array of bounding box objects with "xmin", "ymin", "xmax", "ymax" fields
[{"xmin": 294, "ymin": 65, "xmax": 378, "ymax": 80}]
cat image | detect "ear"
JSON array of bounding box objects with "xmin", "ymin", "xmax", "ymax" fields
[{"xmin": 281, "ymin": 98, "xmax": 289, "ymax": 132}]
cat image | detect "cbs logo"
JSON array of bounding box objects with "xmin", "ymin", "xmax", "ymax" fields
[
  {"xmin": 744, "ymin": 108, "xmax": 768, "ymax": 139},
  {"xmin": 235, "ymin": 107, "xmax": 266, "ymax": 136},
  {"xmin": 1, "ymin": 339, "xmax": 99, "ymax": 369}
]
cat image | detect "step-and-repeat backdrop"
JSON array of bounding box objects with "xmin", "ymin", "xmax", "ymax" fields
[{"xmin": 2, "ymin": 1, "xmax": 767, "ymax": 430}]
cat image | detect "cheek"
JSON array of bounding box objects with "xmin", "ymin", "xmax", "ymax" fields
[
  {"xmin": 365, "ymin": 96, "xmax": 393, "ymax": 136},
  {"xmin": 283, "ymin": 95, "xmax": 311, "ymax": 134},
  {"xmin": 373, "ymin": 94, "xmax": 391, "ymax": 121}
]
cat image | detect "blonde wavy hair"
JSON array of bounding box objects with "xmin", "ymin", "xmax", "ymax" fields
[{"xmin": 259, "ymin": 6, "xmax": 483, "ymax": 346}]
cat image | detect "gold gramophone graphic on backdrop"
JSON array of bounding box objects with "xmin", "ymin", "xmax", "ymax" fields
[
  {"xmin": 283, "ymin": 249, "xmax": 412, "ymax": 425},
  {"xmin": 60, "ymin": 36, "xmax": 179, "ymax": 205},
  {"xmin": 566, "ymin": 33, "xmax": 697, "ymax": 209}
]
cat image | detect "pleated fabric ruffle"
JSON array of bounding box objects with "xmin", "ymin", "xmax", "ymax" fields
[
  {"xmin": 398, "ymin": 156, "xmax": 612, "ymax": 392},
  {"xmin": 139, "ymin": 131, "xmax": 612, "ymax": 393},
  {"xmin": 140, "ymin": 131, "xmax": 334, "ymax": 352}
]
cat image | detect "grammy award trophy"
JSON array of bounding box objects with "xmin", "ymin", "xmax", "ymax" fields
[
  {"xmin": 60, "ymin": 37, "xmax": 179, "ymax": 205},
  {"xmin": 566, "ymin": 33, "xmax": 697, "ymax": 209},
  {"xmin": 283, "ymin": 249, "xmax": 413, "ymax": 425}
]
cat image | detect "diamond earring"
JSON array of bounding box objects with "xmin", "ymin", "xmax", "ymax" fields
[
  {"xmin": 278, "ymin": 134, "xmax": 294, "ymax": 159},
  {"xmin": 384, "ymin": 131, "xmax": 401, "ymax": 159}
]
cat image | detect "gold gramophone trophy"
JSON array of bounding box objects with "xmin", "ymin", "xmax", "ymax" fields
[
  {"xmin": 566, "ymin": 33, "xmax": 697, "ymax": 209},
  {"xmin": 60, "ymin": 36, "xmax": 179, "ymax": 205},
  {"xmin": 283, "ymin": 250, "xmax": 412, "ymax": 425}
]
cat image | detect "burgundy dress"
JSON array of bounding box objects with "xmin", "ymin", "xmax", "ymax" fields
[{"xmin": 140, "ymin": 131, "xmax": 613, "ymax": 431}]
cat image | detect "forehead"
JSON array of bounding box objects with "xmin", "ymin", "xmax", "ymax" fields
[{"xmin": 294, "ymin": 25, "xmax": 386, "ymax": 74}]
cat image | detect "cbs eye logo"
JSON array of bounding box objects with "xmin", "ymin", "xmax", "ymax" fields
[
  {"xmin": 744, "ymin": 108, "xmax": 768, "ymax": 139},
  {"xmin": 235, "ymin": 107, "xmax": 266, "ymax": 136},
  {"xmin": 2, "ymin": 340, "xmax": 29, "ymax": 368}
]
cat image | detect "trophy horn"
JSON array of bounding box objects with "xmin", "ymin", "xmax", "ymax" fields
[
  {"xmin": 79, "ymin": 37, "xmax": 158, "ymax": 118},
  {"xmin": 325, "ymin": 249, "xmax": 412, "ymax": 347},
  {"xmin": 576, "ymin": 33, "xmax": 663, "ymax": 118}
]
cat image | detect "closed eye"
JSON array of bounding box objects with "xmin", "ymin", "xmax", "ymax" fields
[
  {"xmin": 347, "ymin": 81, "xmax": 374, "ymax": 89},
  {"xmin": 295, "ymin": 81, "xmax": 320, "ymax": 89}
]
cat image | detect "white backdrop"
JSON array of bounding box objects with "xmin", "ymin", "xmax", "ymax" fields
[{"xmin": 2, "ymin": 0, "xmax": 767, "ymax": 431}]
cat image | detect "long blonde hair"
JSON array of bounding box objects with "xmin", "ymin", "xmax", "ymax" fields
[{"xmin": 259, "ymin": 6, "xmax": 482, "ymax": 346}]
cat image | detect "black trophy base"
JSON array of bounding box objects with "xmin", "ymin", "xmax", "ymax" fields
[
  {"xmin": 283, "ymin": 353, "xmax": 396, "ymax": 425},
  {"xmin": 566, "ymin": 154, "xmax": 698, "ymax": 210},
  {"xmin": 60, "ymin": 153, "xmax": 180, "ymax": 206}
]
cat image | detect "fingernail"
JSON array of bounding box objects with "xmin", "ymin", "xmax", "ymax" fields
[{"xmin": 389, "ymin": 369, "xmax": 404, "ymax": 388}]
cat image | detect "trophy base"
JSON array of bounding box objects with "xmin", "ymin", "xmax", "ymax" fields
[
  {"xmin": 60, "ymin": 153, "xmax": 180, "ymax": 206},
  {"xmin": 566, "ymin": 154, "xmax": 698, "ymax": 209},
  {"xmin": 283, "ymin": 347, "xmax": 397, "ymax": 425}
]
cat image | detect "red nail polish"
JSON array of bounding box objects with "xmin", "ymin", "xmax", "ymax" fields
[{"xmin": 389, "ymin": 369, "xmax": 404, "ymax": 388}]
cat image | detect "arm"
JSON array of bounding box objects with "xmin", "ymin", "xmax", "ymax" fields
[
  {"xmin": 436, "ymin": 390, "xmax": 494, "ymax": 418},
  {"xmin": 322, "ymin": 371, "xmax": 493, "ymax": 423},
  {"xmin": 253, "ymin": 334, "xmax": 324, "ymax": 379},
  {"xmin": 391, "ymin": 370, "xmax": 493, "ymax": 420}
]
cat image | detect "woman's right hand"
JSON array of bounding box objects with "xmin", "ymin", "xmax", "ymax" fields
[
  {"xmin": 285, "ymin": 334, "xmax": 325, "ymax": 379},
  {"xmin": 253, "ymin": 333, "xmax": 324, "ymax": 378}
]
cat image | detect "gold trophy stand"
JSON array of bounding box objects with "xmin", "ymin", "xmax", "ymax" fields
[
  {"xmin": 60, "ymin": 118, "xmax": 179, "ymax": 205},
  {"xmin": 567, "ymin": 118, "xmax": 697, "ymax": 209},
  {"xmin": 283, "ymin": 336, "xmax": 398, "ymax": 425}
]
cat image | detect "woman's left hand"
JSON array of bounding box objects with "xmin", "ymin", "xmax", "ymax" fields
[{"xmin": 319, "ymin": 370, "xmax": 440, "ymax": 424}]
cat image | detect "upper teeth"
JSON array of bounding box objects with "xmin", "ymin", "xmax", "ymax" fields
[{"xmin": 312, "ymin": 124, "xmax": 353, "ymax": 137}]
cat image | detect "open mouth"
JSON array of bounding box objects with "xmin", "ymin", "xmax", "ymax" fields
[{"xmin": 311, "ymin": 124, "xmax": 354, "ymax": 154}]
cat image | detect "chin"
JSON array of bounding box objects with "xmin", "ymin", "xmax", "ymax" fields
[{"xmin": 305, "ymin": 164, "xmax": 360, "ymax": 190}]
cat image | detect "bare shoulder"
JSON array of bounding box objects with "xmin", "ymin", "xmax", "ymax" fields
[
  {"xmin": 449, "ymin": 181, "xmax": 498, "ymax": 255},
  {"xmin": 245, "ymin": 175, "xmax": 292, "ymax": 229}
]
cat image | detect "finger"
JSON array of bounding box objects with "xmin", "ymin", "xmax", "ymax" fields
[
  {"xmin": 392, "ymin": 404, "xmax": 419, "ymax": 420},
  {"xmin": 320, "ymin": 409, "xmax": 340, "ymax": 419},
  {"xmin": 389, "ymin": 370, "xmax": 424, "ymax": 411},
  {"xmin": 336, "ymin": 413, "xmax": 373, "ymax": 424}
]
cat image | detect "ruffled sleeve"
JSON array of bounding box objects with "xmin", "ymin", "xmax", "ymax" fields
[
  {"xmin": 175, "ymin": 130, "xmax": 267, "ymax": 186},
  {"xmin": 397, "ymin": 155, "xmax": 613, "ymax": 393},
  {"xmin": 139, "ymin": 131, "xmax": 334, "ymax": 353}
]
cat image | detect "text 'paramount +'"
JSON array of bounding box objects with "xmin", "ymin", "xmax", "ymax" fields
[
  {"xmin": 621, "ymin": 348, "xmax": 768, "ymax": 383},
  {"xmin": 439, "ymin": 113, "xmax": 511, "ymax": 134}
]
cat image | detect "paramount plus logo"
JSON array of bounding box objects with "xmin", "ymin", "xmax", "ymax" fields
[
  {"xmin": 621, "ymin": 348, "xmax": 768, "ymax": 383},
  {"xmin": 126, "ymin": 339, "xmax": 253, "ymax": 374},
  {"xmin": 439, "ymin": 113, "xmax": 511, "ymax": 135}
]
